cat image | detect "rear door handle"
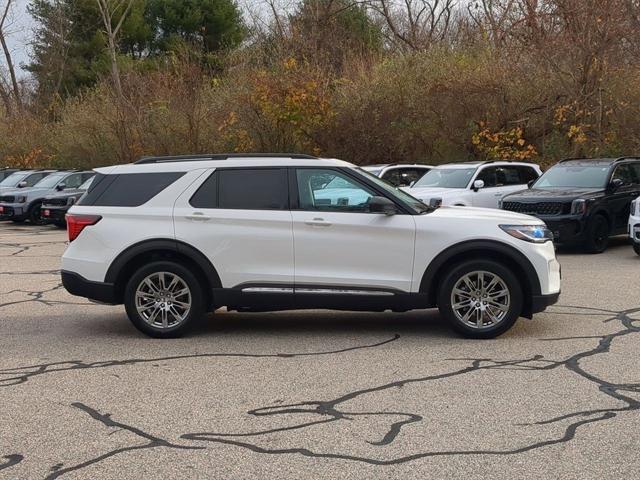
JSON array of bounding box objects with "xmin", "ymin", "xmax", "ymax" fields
[
  {"xmin": 185, "ymin": 212, "xmax": 211, "ymax": 222},
  {"xmin": 305, "ymin": 218, "xmax": 332, "ymax": 227}
]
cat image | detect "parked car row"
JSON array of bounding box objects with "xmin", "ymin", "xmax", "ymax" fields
[
  {"xmin": 400, "ymin": 157, "xmax": 640, "ymax": 255},
  {"xmin": 0, "ymin": 169, "xmax": 94, "ymax": 226}
]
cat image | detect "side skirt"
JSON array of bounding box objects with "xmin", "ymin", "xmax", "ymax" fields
[{"xmin": 213, "ymin": 284, "xmax": 432, "ymax": 313}]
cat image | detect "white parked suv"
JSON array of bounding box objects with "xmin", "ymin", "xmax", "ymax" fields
[
  {"xmin": 61, "ymin": 154, "xmax": 560, "ymax": 339},
  {"xmin": 630, "ymin": 196, "xmax": 640, "ymax": 255},
  {"xmin": 362, "ymin": 164, "xmax": 432, "ymax": 187},
  {"xmin": 404, "ymin": 161, "xmax": 542, "ymax": 208}
]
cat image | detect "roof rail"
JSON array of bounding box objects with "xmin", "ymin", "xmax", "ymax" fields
[
  {"xmin": 614, "ymin": 156, "xmax": 640, "ymax": 162},
  {"xmin": 134, "ymin": 153, "xmax": 318, "ymax": 165}
]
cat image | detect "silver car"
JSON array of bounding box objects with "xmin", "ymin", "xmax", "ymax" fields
[{"xmin": 0, "ymin": 170, "xmax": 94, "ymax": 224}]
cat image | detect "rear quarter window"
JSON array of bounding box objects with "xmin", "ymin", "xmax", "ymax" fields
[{"xmin": 78, "ymin": 172, "xmax": 185, "ymax": 207}]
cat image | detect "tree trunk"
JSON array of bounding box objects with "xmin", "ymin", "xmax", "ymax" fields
[{"xmin": 0, "ymin": 28, "xmax": 21, "ymax": 111}]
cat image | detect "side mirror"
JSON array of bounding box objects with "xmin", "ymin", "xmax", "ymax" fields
[
  {"xmin": 409, "ymin": 181, "xmax": 416, "ymax": 187},
  {"xmin": 368, "ymin": 196, "xmax": 398, "ymax": 216},
  {"xmin": 17, "ymin": 181, "xmax": 27, "ymax": 188},
  {"xmin": 527, "ymin": 179, "xmax": 536, "ymax": 188},
  {"xmin": 56, "ymin": 183, "xmax": 66, "ymax": 191},
  {"xmin": 472, "ymin": 179, "xmax": 485, "ymax": 191},
  {"xmin": 609, "ymin": 178, "xmax": 624, "ymax": 191}
]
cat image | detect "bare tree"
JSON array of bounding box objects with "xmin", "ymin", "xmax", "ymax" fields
[
  {"xmin": 95, "ymin": 0, "xmax": 134, "ymax": 100},
  {"xmin": 0, "ymin": 0, "xmax": 22, "ymax": 113},
  {"xmin": 368, "ymin": 0, "xmax": 458, "ymax": 51}
]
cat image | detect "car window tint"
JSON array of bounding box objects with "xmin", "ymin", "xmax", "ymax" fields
[
  {"xmin": 25, "ymin": 173, "xmax": 44, "ymax": 186},
  {"xmin": 496, "ymin": 167, "xmax": 522, "ymax": 186},
  {"xmin": 297, "ymin": 169, "xmax": 375, "ymax": 212},
  {"xmin": 63, "ymin": 173, "xmax": 85, "ymax": 188},
  {"xmin": 518, "ymin": 166, "xmax": 539, "ymax": 184},
  {"xmin": 381, "ymin": 169, "xmax": 401, "ymax": 186},
  {"xmin": 629, "ymin": 163, "xmax": 640, "ymax": 184},
  {"xmin": 476, "ymin": 167, "xmax": 497, "ymax": 187},
  {"xmin": 78, "ymin": 172, "xmax": 185, "ymax": 207},
  {"xmin": 190, "ymin": 171, "xmax": 218, "ymax": 208},
  {"xmin": 612, "ymin": 164, "xmax": 635, "ymax": 185},
  {"xmin": 400, "ymin": 168, "xmax": 429, "ymax": 186},
  {"xmin": 218, "ymin": 169, "xmax": 288, "ymax": 210}
]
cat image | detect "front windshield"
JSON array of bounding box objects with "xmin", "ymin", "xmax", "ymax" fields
[
  {"xmin": 33, "ymin": 173, "xmax": 66, "ymax": 189},
  {"xmin": 534, "ymin": 165, "xmax": 610, "ymax": 188},
  {"xmin": 413, "ymin": 168, "xmax": 475, "ymax": 188},
  {"xmin": 357, "ymin": 168, "xmax": 431, "ymax": 214},
  {"xmin": 0, "ymin": 172, "xmax": 28, "ymax": 187}
]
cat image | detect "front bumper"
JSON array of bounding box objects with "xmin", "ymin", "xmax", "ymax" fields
[
  {"xmin": 531, "ymin": 291, "xmax": 561, "ymax": 314},
  {"xmin": 0, "ymin": 203, "xmax": 26, "ymax": 220},
  {"xmin": 61, "ymin": 270, "xmax": 118, "ymax": 304},
  {"xmin": 535, "ymin": 215, "xmax": 587, "ymax": 245},
  {"xmin": 41, "ymin": 205, "xmax": 69, "ymax": 224}
]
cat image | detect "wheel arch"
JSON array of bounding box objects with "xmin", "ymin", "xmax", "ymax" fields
[
  {"xmin": 105, "ymin": 239, "xmax": 222, "ymax": 309},
  {"xmin": 419, "ymin": 240, "xmax": 542, "ymax": 318}
]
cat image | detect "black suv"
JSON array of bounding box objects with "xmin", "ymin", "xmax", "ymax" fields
[{"xmin": 501, "ymin": 157, "xmax": 640, "ymax": 253}]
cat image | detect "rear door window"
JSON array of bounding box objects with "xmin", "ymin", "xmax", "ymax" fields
[{"xmin": 216, "ymin": 168, "xmax": 288, "ymax": 210}]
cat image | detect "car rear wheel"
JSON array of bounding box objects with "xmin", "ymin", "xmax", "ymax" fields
[
  {"xmin": 124, "ymin": 261, "xmax": 205, "ymax": 338},
  {"xmin": 437, "ymin": 260, "xmax": 523, "ymax": 339},
  {"xmin": 634, "ymin": 243, "xmax": 640, "ymax": 256},
  {"xmin": 584, "ymin": 214, "xmax": 609, "ymax": 254}
]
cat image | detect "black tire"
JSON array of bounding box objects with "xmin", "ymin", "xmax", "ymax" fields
[
  {"xmin": 28, "ymin": 202, "xmax": 45, "ymax": 225},
  {"xmin": 54, "ymin": 221, "xmax": 67, "ymax": 229},
  {"xmin": 437, "ymin": 259, "xmax": 523, "ymax": 339},
  {"xmin": 11, "ymin": 218, "xmax": 25, "ymax": 223},
  {"xmin": 124, "ymin": 260, "xmax": 205, "ymax": 338},
  {"xmin": 584, "ymin": 214, "xmax": 609, "ymax": 254},
  {"xmin": 634, "ymin": 243, "xmax": 640, "ymax": 256}
]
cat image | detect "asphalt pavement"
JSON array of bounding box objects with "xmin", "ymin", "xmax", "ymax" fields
[{"xmin": 1, "ymin": 224, "xmax": 639, "ymax": 479}]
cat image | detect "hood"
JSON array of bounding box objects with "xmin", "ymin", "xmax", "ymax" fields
[
  {"xmin": 503, "ymin": 187, "xmax": 604, "ymax": 202},
  {"xmin": 404, "ymin": 187, "xmax": 464, "ymax": 199},
  {"xmin": 428, "ymin": 205, "xmax": 542, "ymax": 225}
]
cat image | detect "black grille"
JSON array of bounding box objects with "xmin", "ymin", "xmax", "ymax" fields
[
  {"xmin": 503, "ymin": 201, "xmax": 564, "ymax": 216},
  {"xmin": 43, "ymin": 197, "xmax": 67, "ymax": 207},
  {"xmin": 0, "ymin": 195, "xmax": 15, "ymax": 203}
]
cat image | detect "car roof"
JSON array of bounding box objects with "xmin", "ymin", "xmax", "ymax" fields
[
  {"xmin": 362, "ymin": 163, "xmax": 432, "ymax": 169},
  {"xmin": 94, "ymin": 155, "xmax": 354, "ymax": 174},
  {"xmin": 433, "ymin": 161, "xmax": 538, "ymax": 169},
  {"xmin": 558, "ymin": 157, "xmax": 640, "ymax": 166}
]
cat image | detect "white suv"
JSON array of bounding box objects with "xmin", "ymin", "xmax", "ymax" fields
[
  {"xmin": 630, "ymin": 196, "xmax": 640, "ymax": 255},
  {"xmin": 61, "ymin": 154, "xmax": 560, "ymax": 339},
  {"xmin": 405, "ymin": 161, "xmax": 542, "ymax": 208}
]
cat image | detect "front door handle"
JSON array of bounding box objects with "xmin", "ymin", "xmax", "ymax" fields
[
  {"xmin": 305, "ymin": 218, "xmax": 332, "ymax": 227},
  {"xmin": 185, "ymin": 212, "xmax": 211, "ymax": 222}
]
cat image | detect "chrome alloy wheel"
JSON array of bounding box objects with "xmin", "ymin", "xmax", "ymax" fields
[
  {"xmin": 450, "ymin": 271, "xmax": 510, "ymax": 329},
  {"xmin": 135, "ymin": 272, "xmax": 192, "ymax": 329}
]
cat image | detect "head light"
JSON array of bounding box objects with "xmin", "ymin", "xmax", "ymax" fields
[
  {"xmin": 570, "ymin": 199, "xmax": 587, "ymax": 215},
  {"xmin": 500, "ymin": 224, "xmax": 554, "ymax": 243},
  {"xmin": 15, "ymin": 196, "xmax": 27, "ymax": 203},
  {"xmin": 67, "ymin": 196, "xmax": 76, "ymax": 206},
  {"xmin": 429, "ymin": 198, "xmax": 442, "ymax": 208}
]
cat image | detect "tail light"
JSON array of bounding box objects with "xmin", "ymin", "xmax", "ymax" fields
[{"xmin": 66, "ymin": 214, "xmax": 101, "ymax": 242}]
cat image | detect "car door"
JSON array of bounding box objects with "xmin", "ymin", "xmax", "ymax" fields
[
  {"xmin": 609, "ymin": 163, "xmax": 640, "ymax": 232},
  {"xmin": 471, "ymin": 166, "xmax": 500, "ymax": 207},
  {"xmin": 173, "ymin": 167, "xmax": 294, "ymax": 289},
  {"xmin": 291, "ymin": 167, "xmax": 416, "ymax": 292}
]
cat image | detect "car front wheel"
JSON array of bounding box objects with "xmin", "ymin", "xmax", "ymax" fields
[
  {"xmin": 584, "ymin": 214, "xmax": 609, "ymax": 254},
  {"xmin": 124, "ymin": 261, "xmax": 205, "ymax": 338},
  {"xmin": 437, "ymin": 260, "xmax": 523, "ymax": 339}
]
